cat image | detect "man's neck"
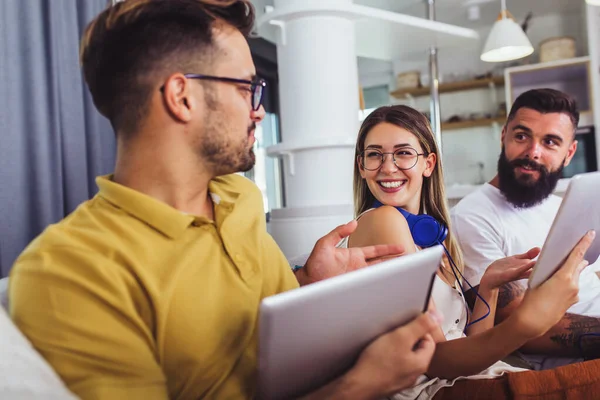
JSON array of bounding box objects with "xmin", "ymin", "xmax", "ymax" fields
[
  {"xmin": 489, "ymin": 175, "xmax": 500, "ymax": 189},
  {"xmin": 112, "ymin": 137, "xmax": 215, "ymax": 219}
]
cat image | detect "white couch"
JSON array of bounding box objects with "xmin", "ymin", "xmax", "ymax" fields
[
  {"xmin": 0, "ymin": 278, "xmax": 8, "ymax": 310},
  {"xmin": 0, "ymin": 278, "xmax": 78, "ymax": 399}
]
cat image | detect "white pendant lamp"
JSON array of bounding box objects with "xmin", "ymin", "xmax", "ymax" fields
[{"xmin": 480, "ymin": 0, "xmax": 534, "ymax": 62}]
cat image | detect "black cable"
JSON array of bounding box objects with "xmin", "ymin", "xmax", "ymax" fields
[{"xmin": 439, "ymin": 243, "xmax": 491, "ymax": 331}]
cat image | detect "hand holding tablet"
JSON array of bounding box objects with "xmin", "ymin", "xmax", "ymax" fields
[
  {"xmin": 513, "ymin": 230, "xmax": 595, "ymax": 340},
  {"xmin": 528, "ymin": 172, "xmax": 600, "ymax": 289},
  {"xmin": 257, "ymin": 246, "xmax": 443, "ymax": 400}
]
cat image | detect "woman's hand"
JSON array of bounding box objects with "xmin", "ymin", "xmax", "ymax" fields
[{"xmin": 479, "ymin": 247, "xmax": 540, "ymax": 291}]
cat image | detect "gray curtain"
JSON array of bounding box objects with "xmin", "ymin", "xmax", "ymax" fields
[{"xmin": 0, "ymin": 0, "xmax": 116, "ymax": 277}]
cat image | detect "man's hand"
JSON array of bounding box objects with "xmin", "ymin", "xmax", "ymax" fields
[
  {"xmin": 348, "ymin": 312, "xmax": 441, "ymax": 397},
  {"xmin": 301, "ymin": 312, "xmax": 442, "ymax": 400},
  {"xmin": 296, "ymin": 220, "xmax": 405, "ymax": 286}
]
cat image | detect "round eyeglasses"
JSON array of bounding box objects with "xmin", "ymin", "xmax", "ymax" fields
[{"xmin": 359, "ymin": 147, "xmax": 427, "ymax": 171}]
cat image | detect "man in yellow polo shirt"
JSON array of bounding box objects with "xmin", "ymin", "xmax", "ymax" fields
[{"xmin": 9, "ymin": 1, "xmax": 440, "ymax": 399}]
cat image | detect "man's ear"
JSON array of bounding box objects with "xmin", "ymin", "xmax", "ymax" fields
[
  {"xmin": 161, "ymin": 73, "xmax": 197, "ymax": 123},
  {"xmin": 563, "ymin": 139, "xmax": 578, "ymax": 167},
  {"xmin": 423, "ymin": 152, "xmax": 437, "ymax": 178}
]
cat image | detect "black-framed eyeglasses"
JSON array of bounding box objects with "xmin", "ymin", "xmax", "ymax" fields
[
  {"xmin": 160, "ymin": 73, "xmax": 267, "ymax": 111},
  {"xmin": 359, "ymin": 147, "xmax": 427, "ymax": 171}
]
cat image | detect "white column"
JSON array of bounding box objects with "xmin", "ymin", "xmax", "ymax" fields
[{"xmin": 266, "ymin": 0, "xmax": 359, "ymax": 259}]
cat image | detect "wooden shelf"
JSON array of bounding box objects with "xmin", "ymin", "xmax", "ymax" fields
[
  {"xmin": 441, "ymin": 116, "xmax": 505, "ymax": 131},
  {"xmin": 391, "ymin": 76, "xmax": 505, "ymax": 99}
]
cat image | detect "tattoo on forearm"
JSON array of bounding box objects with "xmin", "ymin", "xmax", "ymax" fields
[
  {"xmin": 497, "ymin": 281, "xmax": 526, "ymax": 309},
  {"xmin": 550, "ymin": 314, "xmax": 600, "ymax": 360}
]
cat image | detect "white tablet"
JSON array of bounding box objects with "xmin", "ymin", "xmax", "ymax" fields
[
  {"xmin": 528, "ymin": 172, "xmax": 600, "ymax": 289},
  {"xmin": 257, "ymin": 245, "xmax": 443, "ymax": 400}
]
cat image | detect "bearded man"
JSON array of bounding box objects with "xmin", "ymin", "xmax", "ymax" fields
[{"xmin": 452, "ymin": 88, "xmax": 600, "ymax": 370}]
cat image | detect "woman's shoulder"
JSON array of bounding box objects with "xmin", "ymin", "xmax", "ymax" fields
[
  {"xmin": 349, "ymin": 205, "xmax": 411, "ymax": 247},
  {"xmin": 358, "ymin": 205, "xmax": 410, "ymax": 228}
]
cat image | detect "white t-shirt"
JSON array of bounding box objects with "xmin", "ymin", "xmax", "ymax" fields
[{"xmin": 451, "ymin": 183, "xmax": 600, "ymax": 369}]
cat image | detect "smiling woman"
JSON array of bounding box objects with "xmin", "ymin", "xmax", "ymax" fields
[
  {"xmin": 359, "ymin": 125, "xmax": 435, "ymax": 214},
  {"xmin": 349, "ymin": 105, "xmax": 464, "ymax": 281}
]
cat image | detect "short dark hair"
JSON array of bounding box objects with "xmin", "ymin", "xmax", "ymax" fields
[
  {"xmin": 80, "ymin": 0, "xmax": 254, "ymax": 136},
  {"xmin": 506, "ymin": 88, "xmax": 580, "ymax": 131}
]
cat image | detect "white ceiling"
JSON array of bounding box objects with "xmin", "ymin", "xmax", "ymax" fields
[
  {"xmin": 364, "ymin": 0, "xmax": 583, "ymax": 30},
  {"xmin": 251, "ymin": 0, "xmax": 583, "ymax": 31}
]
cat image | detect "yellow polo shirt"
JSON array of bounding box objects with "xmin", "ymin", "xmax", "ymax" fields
[{"xmin": 9, "ymin": 173, "xmax": 299, "ymax": 400}]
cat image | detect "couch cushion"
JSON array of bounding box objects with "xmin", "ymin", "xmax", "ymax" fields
[
  {"xmin": 0, "ymin": 304, "xmax": 77, "ymax": 399},
  {"xmin": 0, "ymin": 278, "xmax": 8, "ymax": 310}
]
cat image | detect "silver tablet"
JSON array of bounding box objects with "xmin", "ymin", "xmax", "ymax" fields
[
  {"xmin": 257, "ymin": 245, "xmax": 443, "ymax": 400},
  {"xmin": 528, "ymin": 172, "xmax": 600, "ymax": 289}
]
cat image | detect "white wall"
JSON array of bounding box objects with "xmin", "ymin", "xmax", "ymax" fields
[
  {"xmin": 391, "ymin": 86, "xmax": 505, "ymax": 186},
  {"xmin": 357, "ymin": 57, "xmax": 394, "ymax": 89}
]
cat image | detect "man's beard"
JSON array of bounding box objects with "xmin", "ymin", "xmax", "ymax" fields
[
  {"xmin": 497, "ymin": 148, "xmax": 564, "ymax": 209},
  {"xmin": 200, "ymin": 122, "xmax": 256, "ymax": 175},
  {"xmin": 198, "ymin": 91, "xmax": 256, "ymax": 175}
]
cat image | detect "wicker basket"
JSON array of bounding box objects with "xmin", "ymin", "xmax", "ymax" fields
[{"xmin": 540, "ymin": 37, "xmax": 576, "ymax": 63}]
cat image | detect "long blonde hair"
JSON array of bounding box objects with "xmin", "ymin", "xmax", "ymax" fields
[{"xmin": 353, "ymin": 105, "xmax": 464, "ymax": 276}]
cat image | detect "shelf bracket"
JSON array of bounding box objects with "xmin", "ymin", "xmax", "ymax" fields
[
  {"xmin": 268, "ymin": 19, "xmax": 287, "ymax": 46},
  {"xmin": 280, "ymin": 151, "xmax": 295, "ymax": 176}
]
